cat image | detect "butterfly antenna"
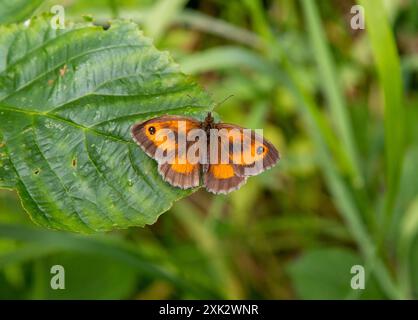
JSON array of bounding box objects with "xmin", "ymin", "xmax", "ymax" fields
[{"xmin": 213, "ymin": 94, "xmax": 234, "ymax": 110}]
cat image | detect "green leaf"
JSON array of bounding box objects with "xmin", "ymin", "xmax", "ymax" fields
[
  {"xmin": 0, "ymin": 16, "xmax": 211, "ymax": 233},
  {"xmin": 0, "ymin": 0, "xmax": 45, "ymax": 24},
  {"xmin": 287, "ymin": 248, "xmax": 385, "ymax": 299},
  {"xmin": 0, "ymin": 132, "xmax": 16, "ymax": 189}
]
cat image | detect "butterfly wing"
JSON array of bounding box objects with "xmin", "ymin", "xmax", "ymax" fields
[
  {"xmin": 131, "ymin": 116, "xmax": 202, "ymax": 189},
  {"xmin": 202, "ymin": 124, "xmax": 245, "ymax": 194},
  {"xmin": 213, "ymin": 123, "xmax": 279, "ymax": 176},
  {"xmin": 204, "ymin": 163, "xmax": 247, "ymax": 194},
  {"xmin": 204, "ymin": 123, "xmax": 279, "ymax": 194},
  {"xmin": 157, "ymin": 162, "xmax": 201, "ymax": 190}
]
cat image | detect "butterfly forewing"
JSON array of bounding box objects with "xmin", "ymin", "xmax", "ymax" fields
[{"xmin": 131, "ymin": 116, "xmax": 202, "ymax": 189}]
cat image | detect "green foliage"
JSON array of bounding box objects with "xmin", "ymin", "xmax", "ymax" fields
[
  {"xmin": 144, "ymin": 0, "xmax": 188, "ymax": 41},
  {"xmin": 31, "ymin": 253, "xmax": 138, "ymax": 299},
  {"xmin": 0, "ymin": 223, "xmax": 215, "ymax": 298},
  {"xmin": 0, "ymin": 0, "xmax": 44, "ymax": 23},
  {"xmin": 0, "ymin": 132, "xmax": 15, "ymax": 189},
  {"xmin": 1, "ymin": 0, "xmax": 418, "ymax": 300},
  {"xmin": 287, "ymin": 248, "xmax": 384, "ymax": 299},
  {"xmin": 358, "ymin": 0, "xmax": 405, "ymax": 230},
  {"xmin": 301, "ymin": 0, "xmax": 362, "ymax": 185},
  {"xmin": 411, "ymin": 238, "xmax": 418, "ymax": 297},
  {"xmin": 0, "ymin": 16, "xmax": 211, "ymax": 232}
]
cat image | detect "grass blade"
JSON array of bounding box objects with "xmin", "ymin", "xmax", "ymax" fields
[
  {"xmin": 358, "ymin": 0, "xmax": 405, "ymax": 226},
  {"xmin": 144, "ymin": 0, "xmax": 188, "ymax": 41},
  {"xmin": 301, "ymin": 0, "xmax": 363, "ymax": 187}
]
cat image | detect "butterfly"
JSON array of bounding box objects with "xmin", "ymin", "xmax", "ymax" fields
[{"xmin": 131, "ymin": 112, "xmax": 279, "ymax": 194}]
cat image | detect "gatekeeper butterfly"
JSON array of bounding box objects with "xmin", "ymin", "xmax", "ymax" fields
[{"xmin": 131, "ymin": 112, "xmax": 279, "ymax": 194}]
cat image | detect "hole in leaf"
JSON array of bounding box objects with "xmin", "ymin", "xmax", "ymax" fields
[
  {"xmin": 71, "ymin": 158, "xmax": 77, "ymax": 168},
  {"xmin": 33, "ymin": 168, "xmax": 40, "ymax": 175},
  {"xmin": 96, "ymin": 22, "xmax": 111, "ymax": 30},
  {"xmin": 93, "ymin": 21, "xmax": 111, "ymax": 30}
]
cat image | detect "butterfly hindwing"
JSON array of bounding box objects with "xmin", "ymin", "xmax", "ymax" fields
[
  {"xmin": 158, "ymin": 162, "xmax": 201, "ymax": 189},
  {"xmin": 204, "ymin": 163, "xmax": 247, "ymax": 195}
]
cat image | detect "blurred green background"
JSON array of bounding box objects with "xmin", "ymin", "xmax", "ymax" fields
[{"xmin": 1, "ymin": 0, "xmax": 418, "ymax": 299}]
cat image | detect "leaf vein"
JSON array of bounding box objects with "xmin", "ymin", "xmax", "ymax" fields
[
  {"xmin": 32, "ymin": 123, "xmax": 95, "ymax": 231},
  {"xmin": 0, "ymin": 44, "xmax": 148, "ymax": 104}
]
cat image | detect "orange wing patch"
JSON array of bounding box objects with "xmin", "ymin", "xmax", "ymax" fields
[
  {"xmin": 171, "ymin": 154, "xmax": 196, "ymax": 173},
  {"xmin": 171, "ymin": 163, "xmax": 195, "ymax": 174},
  {"xmin": 210, "ymin": 164, "xmax": 235, "ymax": 179},
  {"xmin": 205, "ymin": 164, "xmax": 247, "ymax": 194}
]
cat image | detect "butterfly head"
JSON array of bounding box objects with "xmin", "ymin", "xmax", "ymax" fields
[
  {"xmin": 202, "ymin": 112, "xmax": 215, "ymax": 131},
  {"xmin": 206, "ymin": 112, "xmax": 214, "ymax": 123}
]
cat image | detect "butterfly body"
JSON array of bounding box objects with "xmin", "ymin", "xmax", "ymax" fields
[{"xmin": 131, "ymin": 113, "xmax": 279, "ymax": 194}]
